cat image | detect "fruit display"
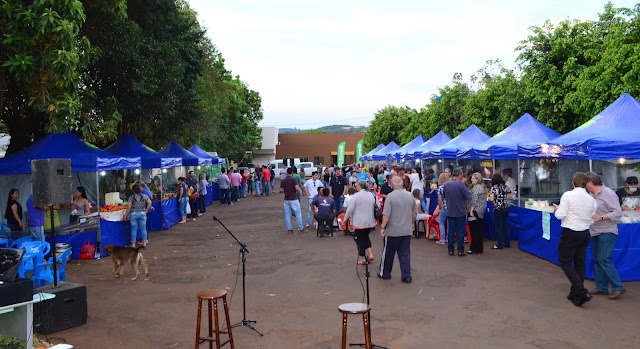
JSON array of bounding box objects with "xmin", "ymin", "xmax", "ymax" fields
[{"xmin": 100, "ymin": 204, "xmax": 127, "ymax": 212}]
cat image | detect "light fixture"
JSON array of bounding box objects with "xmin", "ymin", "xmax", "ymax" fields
[
  {"xmin": 197, "ymin": 166, "xmax": 201, "ymax": 170},
  {"xmin": 134, "ymin": 169, "xmax": 141, "ymax": 175},
  {"xmin": 162, "ymin": 169, "xmax": 167, "ymax": 173},
  {"xmin": 619, "ymin": 157, "xmax": 626, "ymax": 164},
  {"xmin": 100, "ymin": 171, "xmax": 106, "ymax": 176}
]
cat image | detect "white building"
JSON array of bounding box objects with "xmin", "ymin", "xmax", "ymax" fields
[{"xmin": 253, "ymin": 127, "xmax": 278, "ymax": 166}]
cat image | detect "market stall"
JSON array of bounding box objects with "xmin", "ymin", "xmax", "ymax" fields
[
  {"xmin": 0, "ymin": 132, "xmax": 141, "ymax": 259},
  {"xmin": 359, "ymin": 143, "xmax": 385, "ymax": 162},
  {"xmin": 387, "ymin": 135, "xmax": 425, "ymax": 163},
  {"xmin": 422, "ymin": 124, "xmax": 490, "ymax": 173},
  {"xmin": 366, "ymin": 141, "xmax": 400, "ymax": 166},
  {"xmin": 105, "ymin": 134, "xmax": 183, "ymax": 231},
  {"xmin": 517, "ymin": 93, "xmax": 640, "ymax": 281}
]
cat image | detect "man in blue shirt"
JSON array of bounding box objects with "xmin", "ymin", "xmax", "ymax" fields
[
  {"xmin": 442, "ymin": 167, "xmax": 471, "ymax": 256},
  {"xmin": 329, "ymin": 168, "xmax": 348, "ymax": 213},
  {"xmin": 312, "ymin": 188, "xmax": 335, "ymax": 230},
  {"xmin": 26, "ymin": 194, "xmax": 45, "ymax": 242}
]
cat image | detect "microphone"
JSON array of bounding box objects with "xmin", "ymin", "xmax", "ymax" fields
[{"xmin": 212, "ymin": 216, "xmax": 219, "ymax": 221}]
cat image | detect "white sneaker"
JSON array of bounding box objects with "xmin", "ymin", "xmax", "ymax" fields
[{"xmin": 306, "ymin": 224, "xmax": 310, "ymax": 227}]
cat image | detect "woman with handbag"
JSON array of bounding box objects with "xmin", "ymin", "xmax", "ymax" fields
[
  {"xmin": 468, "ymin": 172, "xmax": 487, "ymax": 254},
  {"xmin": 344, "ymin": 180, "xmax": 379, "ymax": 265},
  {"xmin": 124, "ymin": 183, "xmax": 152, "ymax": 247}
]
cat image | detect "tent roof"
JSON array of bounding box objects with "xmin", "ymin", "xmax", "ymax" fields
[
  {"xmin": 159, "ymin": 141, "xmax": 201, "ymax": 166},
  {"xmin": 105, "ymin": 134, "xmax": 182, "ymax": 169},
  {"xmin": 188, "ymin": 144, "xmax": 222, "ymax": 165},
  {"xmin": 0, "ymin": 132, "xmax": 140, "ymax": 175},
  {"xmin": 519, "ymin": 93, "xmax": 640, "ymax": 159},
  {"xmin": 423, "ymin": 125, "xmax": 490, "ymax": 159},
  {"xmin": 371, "ymin": 141, "xmax": 400, "ymax": 161},
  {"xmin": 360, "ymin": 143, "xmax": 385, "ymax": 161},
  {"xmin": 388, "ymin": 135, "xmax": 426, "ymax": 161},
  {"xmin": 459, "ymin": 113, "xmax": 561, "ymax": 159},
  {"xmin": 409, "ymin": 131, "xmax": 452, "ymax": 160}
]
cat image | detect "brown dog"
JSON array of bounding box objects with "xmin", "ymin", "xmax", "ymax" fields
[{"xmin": 103, "ymin": 244, "xmax": 149, "ymax": 281}]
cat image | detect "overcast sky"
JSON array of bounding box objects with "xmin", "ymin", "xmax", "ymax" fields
[{"xmin": 186, "ymin": 0, "xmax": 636, "ymax": 129}]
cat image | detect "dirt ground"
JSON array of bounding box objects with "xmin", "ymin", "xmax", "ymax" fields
[{"xmin": 49, "ymin": 187, "xmax": 638, "ymax": 349}]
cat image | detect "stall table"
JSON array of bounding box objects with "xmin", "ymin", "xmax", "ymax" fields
[
  {"xmin": 517, "ymin": 206, "xmax": 640, "ymax": 281},
  {"xmin": 147, "ymin": 198, "xmax": 180, "ymax": 231}
]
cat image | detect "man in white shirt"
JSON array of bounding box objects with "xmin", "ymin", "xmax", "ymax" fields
[
  {"xmin": 553, "ymin": 172, "xmax": 597, "ymax": 306},
  {"xmin": 303, "ymin": 172, "xmax": 323, "ymax": 227}
]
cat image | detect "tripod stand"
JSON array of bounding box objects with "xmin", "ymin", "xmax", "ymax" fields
[
  {"xmin": 351, "ymin": 236, "xmax": 388, "ymax": 349},
  {"xmin": 213, "ymin": 216, "xmax": 263, "ymax": 336}
]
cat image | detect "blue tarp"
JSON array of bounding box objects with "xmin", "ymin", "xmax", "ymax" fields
[
  {"xmin": 188, "ymin": 144, "xmax": 222, "ymax": 165},
  {"xmin": 360, "ymin": 143, "xmax": 385, "ymax": 161},
  {"xmin": 422, "ymin": 125, "xmax": 490, "ymax": 159},
  {"xmin": 458, "ymin": 113, "xmax": 561, "ymax": 159},
  {"xmin": 388, "ymin": 135, "xmax": 426, "ymax": 162},
  {"xmin": 0, "ymin": 132, "xmax": 141, "ymax": 175},
  {"xmin": 105, "ymin": 134, "xmax": 182, "ymax": 169},
  {"xmin": 519, "ymin": 93, "xmax": 640, "ymax": 159},
  {"xmin": 159, "ymin": 141, "xmax": 201, "ymax": 167},
  {"xmin": 370, "ymin": 142, "xmax": 400, "ymax": 161},
  {"xmin": 410, "ymin": 131, "xmax": 451, "ymax": 160}
]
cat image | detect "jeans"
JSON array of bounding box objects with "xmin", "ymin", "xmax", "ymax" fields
[
  {"xmin": 219, "ymin": 189, "xmax": 231, "ymax": 205},
  {"xmin": 231, "ymin": 186, "xmax": 239, "ymax": 202},
  {"xmin": 324, "ymin": 181, "xmax": 329, "ymax": 188},
  {"xmin": 284, "ymin": 200, "xmax": 303, "ymax": 231},
  {"xmin": 270, "ymin": 179, "xmax": 275, "ymax": 192},
  {"xmin": 255, "ymin": 181, "xmax": 262, "ymax": 196},
  {"xmin": 333, "ymin": 196, "xmax": 344, "ymax": 213},
  {"xmin": 198, "ymin": 195, "xmax": 206, "ymax": 214},
  {"xmin": 179, "ymin": 197, "xmax": 189, "ymax": 218},
  {"xmin": 592, "ymin": 233, "xmax": 624, "ymax": 291},
  {"xmin": 447, "ymin": 216, "xmax": 467, "ymax": 253},
  {"xmin": 130, "ymin": 211, "xmax": 148, "ymax": 243},
  {"xmin": 420, "ymin": 197, "xmax": 427, "ymax": 214},
  {"xmin": 558, "ymin": 228, "xmax": 590, "ymax": 298},
  {"xmin": 438, "ymin": 208, "xmax": 448, "ymax": 242},
  {"xmin": 263, "ymin": 181, "xmax": 270, "ymax": 196},
  {"xmin": 305, "ymin": 197, "xmax": 315, "ymax": 225},
  {"xmin": 239, "ymin": 183, "xmax": 246, "ymax": 198},
  {"xmin": 494, "ymin": 208, "xmax": 510, "ymax": 248},
  {"xmin": 30, "ymin": 226, "xmax": 45, "ymax": 242},
  {"xmin": 248, "ymin": 180, "xmax": 253, "ymax": 193}
]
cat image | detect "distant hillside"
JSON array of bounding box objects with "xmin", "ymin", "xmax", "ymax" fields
[{"xmin": 279, "ymin": 125, "xmax": 366, "ymax": 134}]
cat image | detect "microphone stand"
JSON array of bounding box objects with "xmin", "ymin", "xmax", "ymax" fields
[
  {"xmin": 351, "ymin": 233, "xmax": 388, "ymax": 349},
  {"xmin": 212, "ymin": 216, "xmax": 263, "ymax": 336}
]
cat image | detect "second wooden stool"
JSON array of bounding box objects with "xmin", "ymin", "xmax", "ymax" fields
[
  {"xmin": 195, "ymin": 289, "xmax": 235, "ymax": 349},
  {"xmin": 338, "ymin": 302, "xmax": 371, "ymax": 349}
]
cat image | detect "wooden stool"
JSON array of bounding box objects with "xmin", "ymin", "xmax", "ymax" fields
[
  {"xmin": 338, "ymin": 302, "xmax": 371, "ymax": 349},
  {"xmin": 195, "ymin": 289, "xmax": 234, "ymax": 349}
]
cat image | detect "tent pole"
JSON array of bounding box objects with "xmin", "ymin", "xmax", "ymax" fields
[
  {"xmin": 160, "ymin": 171, "xmax": 165, "ymax": 230},
  {"xmin": 517, "ymin": 159, "xmax": 521, "ymax": 208},
  {"xmin": 95, "ymin": 170, "xmax": 101, "ymax": 259},
  {"xmin": 589, "ymin": 159, "xmax": 593, "ymax": 172}
]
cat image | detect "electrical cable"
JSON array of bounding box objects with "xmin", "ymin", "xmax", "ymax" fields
[
  {"xmin": 354, "ymin": 236, "xmax": 366, "ymax": 304},
  {"xmin": 221, "ymin": 246, "xmax": 242, "ymax": 332}
]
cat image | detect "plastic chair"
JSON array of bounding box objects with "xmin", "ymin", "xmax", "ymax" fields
[
  {"xmin": 9, "ymin": 236, "xmax": 33, "ymax": 248},
  {"xmin": 413, "ymin": 220, "xmax": 427, "ymax": 239},
  {"xmin": 0, "ymin": 238, "xmax": 8, "ymax": 247},
  {"xmin": 33, "ymin": 248, "xmax": 71, "ymax": 287},
  {"xmin": 427, "ymin": 217, "xmax": 440, "ymax": 241},
  {"xmin": 17, "ymin": 241, "xmax": 50, "ymax": 278}
]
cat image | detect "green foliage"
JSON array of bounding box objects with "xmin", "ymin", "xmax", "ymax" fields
[
  {"xmin": 363, "ymin": 106, "xmax": 412, "ymax": 150},
  {"xmin": 302, "ymin": 129, "xmax": 328, "ymax": 134}
]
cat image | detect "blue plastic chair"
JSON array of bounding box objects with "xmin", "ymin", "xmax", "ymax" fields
[
  {"xmin": 17, "ymin": 241, "xmax": 50, "ymax": 278},
  {"xmin": 9, "ymin": 236, "xmax": 33, "ymax": 249},
  {"xmin": 33, "ymin": 248, "xmax": 71, "ymax": 287}
]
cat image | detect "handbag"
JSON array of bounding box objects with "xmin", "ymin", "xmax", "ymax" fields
[
  {"xmin": 372, "ymin": 193, "xmax": 383, "ymax": 220},
  {"xmin": 190, "ymin": 192, "xmax": 199, "ymax": 200},
  {"xmin": 80, "ymin": 240, "xmax": 96, "ymax": 260}
]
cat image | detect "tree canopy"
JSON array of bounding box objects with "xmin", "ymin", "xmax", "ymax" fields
[
  {"xmin": 364, "ymin": 2, "xmax": 640, "ymax": 148},
  {"xmin": 0, "ymin": 0, "xmax": 263, "ymax": 161}
]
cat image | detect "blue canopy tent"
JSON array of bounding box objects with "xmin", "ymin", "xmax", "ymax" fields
[
  {"xmin": 370, "ymin": 142, "xmax": 400, "ymax": 161},
  {"xmin": 0, "ymin": 131, "xmax": 140, "ymax": 174},
  {"xmin": 388, "ymin": 135, "xmax": 426, "ymax": 162},
  {"xmin": 188, "ymin": 144, "xmax": 223, "ymax": 165},
  {"xmin": 409, "ymin": 131, "xmax": 451, "ymax": 160},
  {"xmin": 105, "ymin": 134, "xmax": 182, "ymax": 169},
  {"xmin": 458, "ymin": 113, "xmax": 561, "ymax": 160},
  {"xmin": 422, "ymin": 124, "xmax": 490, "ymax": 159},
  {"xmin": 518, "ymin": 93, "xmax": 640, "ymax": 159},
  {"xmin": 159, "ymin": 141, "xmax": 201, "ymax": 167},
  {"xmin": 360, "ymin": 143, "xmax": 385, "ymax": 161}
]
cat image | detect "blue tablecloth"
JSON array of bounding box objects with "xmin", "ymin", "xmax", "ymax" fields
[
  {"xmin": 147, "ymin": 201, "xmax": 164, "ymax": 231},
  {"xmin": 483, "ymin": 202, "xmax": 519, "ymax": 241},
  {"xmin": 208, "ymin": 183, "xmax": 220, "ymax": 202},
  {"xmin": 46, "ymin": 231, "xmax": 97, "ymax": 260},
  {"xmin": 517, "ymin": 207, "xmax": 640, "ymax": 281}
]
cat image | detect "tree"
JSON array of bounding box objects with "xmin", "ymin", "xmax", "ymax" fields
[
  {"xmin": 363, "ymin": 106, "xmax": 412, "ymax": 150},
  {"xmin": 302, "ymin": 129, "xmax": 328, "ymax": 134},
  {"xmin": 0, "ymin": 0, "xmax": 121, "ymax": 154}
]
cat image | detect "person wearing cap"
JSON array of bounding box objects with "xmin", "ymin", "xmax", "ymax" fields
[{"xmin": 616, "ymin": 176, "xmax": 640, "ymax": 211}]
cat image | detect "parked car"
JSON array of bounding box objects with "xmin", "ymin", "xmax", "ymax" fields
[{"xmin": 296, "ymin": 162, "xmax": 318, "ymax": 177}]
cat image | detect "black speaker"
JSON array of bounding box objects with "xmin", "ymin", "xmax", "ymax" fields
[
  {"xmin": 31, "ymin": 159, "xmax": 72, "ymax": 207},
  {"xmin": 0, "ymin": 278, "xmax": 32, "ymax": 307},
  {"xmin": 34, "ymin": 282, "xmax": 88, "ymax": 334}
]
